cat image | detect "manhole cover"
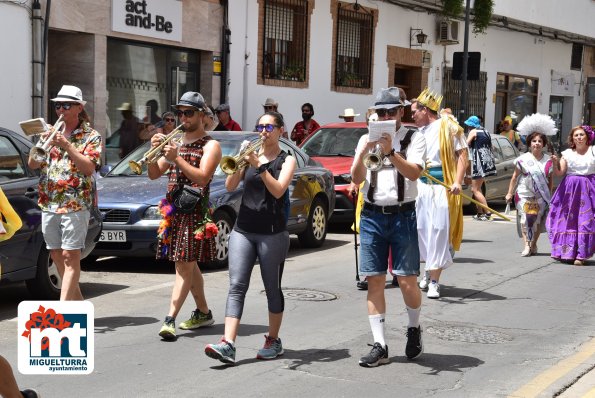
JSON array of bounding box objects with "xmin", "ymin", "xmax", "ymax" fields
[
  {"xmin": 260, "ymin": 288, "xmax": 338, "ymax": 301},
  {"xmin": 425, "ymin": 325, "xmax": 513, "ymax": 344}
]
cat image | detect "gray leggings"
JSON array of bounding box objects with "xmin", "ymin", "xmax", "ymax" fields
[{"xmin": 225, "ymin": 229, "xmax": 290, "ymax": 319}]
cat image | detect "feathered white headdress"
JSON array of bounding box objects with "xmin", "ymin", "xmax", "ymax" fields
[{"xmin": 516, "ymin": 113, "xmax": 558, "ymax": 136}]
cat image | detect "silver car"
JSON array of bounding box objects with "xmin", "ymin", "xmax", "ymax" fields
[{"xmin": 462, "ymin": 135, "xmax": 520, "ymax": 207}]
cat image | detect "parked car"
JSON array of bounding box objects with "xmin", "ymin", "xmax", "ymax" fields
[
  {"xmin": 104, "ymin": 129, "xmax": 121, "ymax": 166},
  {"xmin": 0, "ymin": 127, "xmax": 102, "ymax": 299},
  {"xmin": 300, "ymin": 121, "xmax": 417, "ymax": 223},
  {"xmin": 462, "ymin": 134, "xmax": 520, "ymax": 207},
  {"xmin": 93, "ymin": 131, "xmax": 335, "ymax": 268}
]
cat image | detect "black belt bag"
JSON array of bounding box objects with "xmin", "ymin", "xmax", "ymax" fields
[
  {"xmin": 363, "ymin": 201, "xmax": 415, "ymax": 214},
  {"xmin": 171, "ymin": 184, "xmax": 203, "ymax": 214}
]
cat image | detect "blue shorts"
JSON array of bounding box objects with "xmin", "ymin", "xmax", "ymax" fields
[
  {"xmin": 358, "ymin": 206, "xmax": 420, "ymax": 277},
  {"xmin": 42, "ymin": 210, "xmax": 90, "ymax": 251}
]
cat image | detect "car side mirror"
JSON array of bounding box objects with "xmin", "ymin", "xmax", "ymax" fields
[{"xmin": 99, "ymin": 164, "xmax": 113, "ymax": 177}]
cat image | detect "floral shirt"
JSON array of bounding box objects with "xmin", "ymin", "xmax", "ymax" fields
[
  {"xmin": 38, "ymin": 123, "xmax": 102, "ymax": 213},
  {"xmin": 290, "ymin": 119, "xmax": 320, "ymax": 146}
]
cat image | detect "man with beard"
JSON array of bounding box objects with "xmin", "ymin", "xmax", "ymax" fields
[{"xmin": 290, "ymin": 103, "xmax": 320, "ymax": 146}]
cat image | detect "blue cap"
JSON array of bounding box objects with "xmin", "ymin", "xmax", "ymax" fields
[{"xmin": 464, "ymin": 116, "xmax": 481, "ymax": 128}]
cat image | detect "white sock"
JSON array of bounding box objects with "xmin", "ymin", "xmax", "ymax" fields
[
  {"xmin": 225, "ymin": 339, "xmax": 234, "ymax": 346},
  {"xmin": 369, "ymin": 314, "xmax": 386, "ymax": 347},
  {"xmin": 406, "ymin": 305, "xmax": 421, "ymax": 328}
]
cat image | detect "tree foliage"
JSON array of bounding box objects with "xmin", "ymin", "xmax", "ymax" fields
[{"xmin": 441, "ymin": 0, "xmax": 494, "ymax": 35}]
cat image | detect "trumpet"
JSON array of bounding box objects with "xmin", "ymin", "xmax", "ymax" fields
[
  {"xmin": 219, "ymin": 138, "xmax": 263, "ymax": 175},
  {"xmin": 362, "ymin": 144, "xmax": 384, "ymax": 171},
  {"xmin": 29, "ymin": 115, "xmax": 65, "ymax": 163},
  {"xmin": 129, "ymin": 124, "xmax": 184, "ymax": 175}
]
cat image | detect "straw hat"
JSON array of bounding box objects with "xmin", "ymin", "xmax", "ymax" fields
[{"xmin": 339, "ymin": 108, "xmax": 360, "ymax": 118}]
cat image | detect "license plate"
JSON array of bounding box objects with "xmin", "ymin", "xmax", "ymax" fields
[{"xmin": 99, "ymin": 230, "xmax": 126, "ymax": 242}]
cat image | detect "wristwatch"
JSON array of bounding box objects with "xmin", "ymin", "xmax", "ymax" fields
[{"xmin": 384, "ymin": 148, "xmax": 395, "ymax": 158}]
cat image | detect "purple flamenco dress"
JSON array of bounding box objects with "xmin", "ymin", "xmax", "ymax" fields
[{"xmin": 547, "ymin": 148, "xmax": 595, "ymax": 262}]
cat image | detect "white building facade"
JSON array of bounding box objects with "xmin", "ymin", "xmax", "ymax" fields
[{"xmin": 225, "ymin": 0, "xmax": 594, "ymax": 146}]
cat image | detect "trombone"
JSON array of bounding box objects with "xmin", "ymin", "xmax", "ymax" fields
[
  {"xmin": 129, "ymin": 124, "xmax": 184, "ymax": 174},
  {"xmin": 219, "ymin": 138, "xmax": 263, "ymax": 175},
  {"xmin": 29, "ymin": 115, "xmax": 65, "ymax": 163}
]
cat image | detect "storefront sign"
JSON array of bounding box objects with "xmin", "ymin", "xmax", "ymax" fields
[
  {"xmin": 551, "ymin": 70, "xmax": 575, "ymax": 96},
  {"xmin": 111, "ymin": 0, "xmax": 182, "ymax": 42}
]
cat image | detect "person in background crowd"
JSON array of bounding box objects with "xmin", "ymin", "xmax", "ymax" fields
[
  {"xmin": 205, "ymin": 111, "xmax": 296, "ymax": 365},
  {"xmin": 290, "ymin": 102, "xmax": 320, "ymax": 146},
  {"xmin": 465, "ymin": 115, "xmax": 497, "ymax": 221},
  {"xmin": 505, "ymin": 113, "xmax": 556, "ymax": 257},
  {"xmin": 413, "ymin": 88, "xmax": 467, "ymax": 300},
  {"xmin": 263, "ymin": 98, "xmax": 287, "ymax": 138},
  {"xmin": 339, "ymin": 108, "xmax": 360, "ymax": 123},
  {"xmin": 28, "ymin": 85, "xmax": 102, "ymax": 301},
  {"xmin": 215, "ymin": 104, "xmax": 242, "ymax": 131},
  {"xmin": 351, "ymin": 87, "xmax": 426, "ymax": 367},
  {"xmin": 500, "ymin": 115, "xmax": 522, "ymax": 150},
  {"xmin": 155, "ymin": 111, "xmax": 176, "ymax": 136},
  {"xmin": 148, "ymin": 91, "xmax": 222, "ymax": 340},
  {"xmin": 117, "ymin": 102, "xmax": 140, "ymax": 158},
  {"xmin": 139, "ymin": 99, "xmax": 163, "ymax": 142},
  {"xmin": 547, "ymin": 125, "xmax": 595, "ymax": 265}
]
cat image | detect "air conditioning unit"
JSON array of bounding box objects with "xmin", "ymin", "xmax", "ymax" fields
[{"xmin": 437, "ymin": 20, "xmax": 459, "ymax": 45}]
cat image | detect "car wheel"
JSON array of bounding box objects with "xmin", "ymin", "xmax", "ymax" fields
[
  {"xmin": 298, "ymin": 197, "xmax": 327, "ymax": 248},
  {"xmin": 207, "ymin": 210, "xmax": 234, "ymax": 269},
  {"xmin": 25, "ymin": 247, "xmax": 61, "ymax": 300}
]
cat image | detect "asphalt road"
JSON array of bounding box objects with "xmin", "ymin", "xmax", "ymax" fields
[{"xmin": 1, "ymin": 207, "xmax": 594, "ymax": 398}]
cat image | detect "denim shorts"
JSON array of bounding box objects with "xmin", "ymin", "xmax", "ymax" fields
[
  {"xmin": 42, "ymin": 210, "xmax": 90, "ymax": 250},
  {"xmin": 358, "ymin": 207, "xmax": 420, "ymax": 277}
]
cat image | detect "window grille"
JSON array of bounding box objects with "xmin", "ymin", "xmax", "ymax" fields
[
  {"xmin": 262, "ymin": 0, "xmax": 308, "ymax": 82},
  {"xmin": 334, "ymin": 4, "xmax": 373, "ymax": 89},
  {"xmin": 442, "ymin": 67, "xmax": 488, "ymax": 122}
]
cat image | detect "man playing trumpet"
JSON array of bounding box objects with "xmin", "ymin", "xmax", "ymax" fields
[
  {"xmin": 351, "ymin": 87, "xmax": 427, "ymax": 367},
  {"xmin": 148, "ymin": 91, "xmax": 222, "ymax": 340},
  {"xmin": 27, "ymin": 85, "xmax": 102, "ymax": 301}
]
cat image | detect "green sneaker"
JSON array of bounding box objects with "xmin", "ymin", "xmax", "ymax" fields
[
  {"xmin": 179, "ymin": 309, "xmax": 215, "ymax": 330},
  {"xmin": 256, "ymin": 335, "xmax": 284, "ymax": 360},
  {"xmin": 158, "ymin": 320, "xmax": 176, "ymax": 340},
  {"xmin": 205, "ymin": 339, "xmax": 236, "ymax": 365}
]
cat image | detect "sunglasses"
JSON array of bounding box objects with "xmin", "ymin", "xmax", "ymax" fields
[
  {"xmin": 264, "ymin": 106, "xmax": 275, "ymax": 110},
  {"xmin": 54, "ymin": 102, "xmax": 74, "ymax": 110},
  {"xmin": 255, "ymin": 124, "xmax": 278, "ymax": 132},
  {"xmin": 165, "ymin": 118, "xmax": 175, "ymax": 123},
  {"xmin": 176, "ymin": 109, "xmax": 196, "ymax": 118},
  {"xmin": 376, "ymin": 108, "xmax": 399, "ymax": 117}
]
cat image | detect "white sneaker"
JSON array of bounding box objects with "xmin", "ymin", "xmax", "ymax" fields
[
  {"xmin": 521, "ymin": 245, "xmax": 531, "ymax": 257},
  {"xmin": 427, "ymin": 282, "xmax": 440, "ymax": 299},
  {"xmin": 419, "ymin": 271, "xmax": 430, "ymax": 290}
]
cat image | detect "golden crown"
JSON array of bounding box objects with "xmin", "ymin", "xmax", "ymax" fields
[{"xmin": 416, "ymin": 87, "xmax": 443, "ymax": 112}]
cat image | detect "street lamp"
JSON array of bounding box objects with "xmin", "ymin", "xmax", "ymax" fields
[{"xmin": 410, "ymin": 28, "xmax": 427, "ymax": 48}]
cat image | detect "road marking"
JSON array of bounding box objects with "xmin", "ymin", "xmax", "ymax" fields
[
  {"xmin": 509, "ymin": 337, "xmax": 595, "ymax": 398},
  {"xmin": 124, "ymin": 282, "xmax": 174, "ymax": 295}
]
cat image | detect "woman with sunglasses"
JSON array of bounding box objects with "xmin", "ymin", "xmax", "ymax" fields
[{"xmin": 205, "ymin": 111, "xmax": 296, "ymax": 365}]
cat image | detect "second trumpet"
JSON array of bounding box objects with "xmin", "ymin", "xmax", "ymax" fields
[
  {"xmin": 219, "ymin": 138, "xmax": 263, "ymax": 175},
  {"xmin": 129, "ymin": 124, "xmax": 184, "ymax": 174}
]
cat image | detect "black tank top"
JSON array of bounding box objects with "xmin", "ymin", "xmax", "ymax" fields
[{"xmin": 235, "ymin": 151, "xmax": 288, "ymax": 234}]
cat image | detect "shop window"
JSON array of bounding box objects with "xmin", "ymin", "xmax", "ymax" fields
[
  {"xmin": 494, "ymin": 73, "xmax": 538, "ymax": 132},
  {"xmin": 333, "ymin": 2, "xmax": 374, "ymax": 90},
  {"xmin": 260, "ymin": 0, "xmax": 309, "ymax": 84}
]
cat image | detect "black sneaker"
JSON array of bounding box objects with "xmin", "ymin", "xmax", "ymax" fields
[
  {"xmin": 20, "ymin": 389, "xmax": 40, "ymax": 398},
  {"xmin": 356, "ymin": 280, "xmax": 368, "ymax": 290},
  {"xmin": 405, "ymin": 326, "xmax": 423, "ymax": 360},
  {"xmin": 359, "ymin": 342, "xmax": 389, "ymax": 367}
]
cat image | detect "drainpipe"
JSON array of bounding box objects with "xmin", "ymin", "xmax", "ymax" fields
[
  {"xmin": 220, "ymin": 0, "xmax": 230, "ymax": 103},
  {"xmin": 32, "ymin": 0, "xmax": 43, "ymax": 118}
]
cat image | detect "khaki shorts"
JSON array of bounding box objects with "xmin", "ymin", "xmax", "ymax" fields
[{"xmin": 42, "ymin": 210, "xmax": 90, "ymax": 251}]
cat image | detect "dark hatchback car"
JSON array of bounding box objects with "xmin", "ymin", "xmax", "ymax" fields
[
  {"xmin": 93, "ymin": 131, "xmax": 335, "ymax": 268},
  {"xmin": 0, "ymin": 127, "xmax": 102, "ymax": 299}
]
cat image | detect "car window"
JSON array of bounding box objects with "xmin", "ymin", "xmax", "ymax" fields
[
  {"xmin": 280, "ymin": 141, "xmax": 304, "ymax": 168},
  {"xmin": 301, "ymin": 128, "xmax": 367, "ymax": 156},
  {"xmin": 0, "ymin": 136, "xmax": 26, "ymax": 181},
  {"xmin": 498, "ymin": 137, "xmax": 517, "ymax": 160},
  {"xmin": 491, "ymin": 138, "xmax": 503, "ymax": 162}
]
